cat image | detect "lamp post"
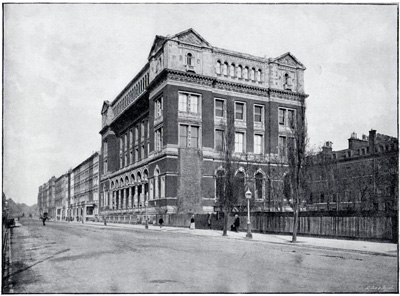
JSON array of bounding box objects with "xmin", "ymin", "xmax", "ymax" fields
[
  {"xmin": 245, "ymin": 189, "xmax": 252, "ymax": 239},
  {"xmin": 145, "ymin": 200, "xmax": 149, "ymax": 229}
]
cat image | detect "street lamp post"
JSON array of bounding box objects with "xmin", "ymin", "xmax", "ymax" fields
[
  {"xmin": 245, "ymin": 189, "xmax": 252, "ymax": 239},
  {"xmin": 145, "ymin": 200, "xmax": 149, "ymax": 229}
]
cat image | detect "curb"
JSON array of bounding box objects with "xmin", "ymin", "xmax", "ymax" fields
[{"xmin": 76, "ymin": 221, "xmax": 397, "ymax": 257}]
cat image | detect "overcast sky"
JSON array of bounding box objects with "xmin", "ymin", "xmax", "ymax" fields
[{"xmin": 3, "ymin": 3, "xmax": 398, "ymax": 206}]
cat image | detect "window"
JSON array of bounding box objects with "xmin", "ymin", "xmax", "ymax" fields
[
  {"xmin": 234, "ymin": 171, "xmax": 245, "ymax": 201},
  {"xmin": 237, "ymin": 65, "xmax": 242, "ymax": 78},
  {"xmin": 135, "ymin": 147, "xmax": 138, "ymax": 161},
  {"xmin": 288, "ymin": 110, "xmax": 295, "ymax": 128},
  {"xmin": 230, "ymin": 64, "xmax": 235, "ymax": 77},
  {"xmin": 180, "ymin": 125, "xmax": 188, "ymax": 148},
  {"xmin": 155, "ymin": 127, "xmax": 163, "ymax": 152},
  {"xmin": 180, "ymin": 125, "xmax": 200, "ymax": 148},
  {"xmin": 279, "ymin": 136, "xmax": 287, "ymax": 158},
  {"xmin": 141, "ymin": 122, "xmax": 145, "ymax": 141},
  {"xmin": 129, "ymin": 130, "xmax": 133, "ymax": 147},
  {"xmin": 155, "ymin": 97, "xmax": 163, "ymax": 118},
  {"xmin": 215, "ymin": 130, "xmax": 225, "ymax": 151},
  {"xmin": 235, "ymin": 102, "xmax": 245, "ymax": 120},
  {"xmin": 215, "ymin": 170, "xmax": 225, "ymax": 201},
  {"xmin": 254, "ymin": 105, "xmax": 263, "ymax": 123},
  {"xmin": 235, "ymin": 132, "xmax": 245, "ymax": 153},
  {"xmin": 215, "ymin": 99, "xmax": 225, "ymax": 118},
  {"xmin": 186, "ymin": 53, "xmax": 193, "ymax": 66},
  {"xmin": 135, "ymin": 126, "xmax": 139, "ymax": 143},
  {"xmin": 223, "ymin": 62, "xmax": 228, "ymax": 75},
  {"xmin": 250, "ymin": 68, "xmax": 255, "ymax": 81},
  {"xmin": 178, "ymin": 92, "xmax": 200, "ymax": 114},
  {"xmin": 279, "ymin": 108, "xmax": 296, "ymax": 128},
  {"xmin": 254, "ymin": 134, "xmax": 263, "ymax": 154},
  {"xmin": 255, "ymin": 172, "xmax": 264, "ymax": 199},
  {"xmin": 103, "ymin": 160, "xmax": 108, "ymax": 174},
  {"xmin": 279, "ymin": 109, "xmax": 286, "ymax": 125},
  {"xmin": 103, "ymin": 141, "xmax": 108, "ymax": 157},
  {"xmin": 256, "ymin": 70, "xmax": 261, "ymax": 82},
  {"xmin": 243, "ymin": 67, "xmax": 249, "ymax": 79},
  {"xmin": 216, "ymin": 61, "xmax": 221, "ymax": 74}
]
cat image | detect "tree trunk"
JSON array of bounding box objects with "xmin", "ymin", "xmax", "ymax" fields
[
  {"xmin": 292, "ymin": 201, "xmax": 299, "ymax": 243},
  {"xmin": 222, "ymin": 209, "xmax": 228, "ymax": 236}
]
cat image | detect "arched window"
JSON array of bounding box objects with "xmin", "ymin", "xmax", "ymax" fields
[
  {"xmin": 223, "ymin": 62, "xmax": 228, "ymax": 76},
  {"xmin": 215, "ymin": 169, "xmax": 225, "ymax": 201},
  {"xmin": 237, "ymin": 65, "xmax": 242, "ymax": 79},
  {"xmin": 234, "ymin": 171, "xmax": 245, "ymax": 202},
  {"xmin": 250, "ymin": 68, "xmax": 255, "ymax": 81},
  {"xmin": 256, "ymin": 70, "xmax": 262, "ymax": 82},
  {"xmin": 186, "ymin": 53, "xmax": 193, "ymax": 66},
  {"xmin": 243, "ymin": 67, "xmax": 249, "ymax": 79},
  {"xmin": 230, "ymin": 64, "xmax": 236, "ymax": 78},
  {"xmin": 255, "ymin": 172, "xmax": 264, "ymax": 200},
  {"xmin": 216, "ymin": 61, "xmax": 221, "ymax": 74}
]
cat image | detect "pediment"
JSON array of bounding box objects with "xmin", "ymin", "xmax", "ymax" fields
[
  {"xmin": 272, "ymin": 52, "xmax": 306, "ymax": 70},
  {"xmin": 101, "ymin": 101, "xmax": 110, "ymax": 114},
  {"xmin": 148, "ymin": 35, "xmax": 167, "ymax": 59},
  {"xmin": 173, "ymin": 28, "xmax": 211, "ymax": 47}
]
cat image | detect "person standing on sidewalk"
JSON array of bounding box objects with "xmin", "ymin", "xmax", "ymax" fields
[
  {"xmin": 207, "ymin": 213, "xmax": 212, "ymax": 229},
  {"xmin": 190, "ymin": 215, "xmax": 195, "ymax": 230},
  {"xmin": 233, "ymin": 214, "xmax": 240, "ymax": 232},
  {"xmin": 159, "ymin": 217, "xmax": 164, "ymax": 228}
]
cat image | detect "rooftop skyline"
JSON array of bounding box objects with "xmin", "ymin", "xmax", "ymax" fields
[{"xmin": 4, "ymin": 3, "xmax": 398, "ymax": 205}]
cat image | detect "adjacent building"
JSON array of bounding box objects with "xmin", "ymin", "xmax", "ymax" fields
[
  {"xmin": 307, "ymin": 129, "xmax": 398, "ymax": 212},
  {"xmin": 69, "ymin": 152, "xmax": 100, "ymax": 222},
  {"xmin": 38, "ymin": 176, "xmax": 56, "ymax": 218},
  {"xmin": 99, "ymin": 28, "xmax": 308, "ymax": 221}
]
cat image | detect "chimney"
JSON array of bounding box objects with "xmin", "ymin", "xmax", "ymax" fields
[
  {"xmin": 348, "ymin": 132, "xmax": 358, "ymax": 150},
  {"xmin": 322, "ymin": 141, "xmax": 333, "ymax": 153},
  {"xmin": 362, "ymin": 134, "xmax": 368, "ymax": 141},
  {"xmin": 369, "ymin": 129, "xmax": 376, "ymax": 154}
]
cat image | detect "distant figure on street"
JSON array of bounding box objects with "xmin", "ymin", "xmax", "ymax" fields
[
  {"xmin": 159, "ymin": 217, "xmax": 164, "ymax": 228},
  {"xmin": 190, "ymin": 215, "xmax": 195, "ymax": 230},
  {"xmin": 41, "ymin": 216, "xmax": 47, "ymax": 226},
  {"xmin": 231, "ymin": 214, "xmax": 240, "ymax": 232},
  {"xmin": 207, "ymin": 213, "xmax": 212, "ymax": 229}
]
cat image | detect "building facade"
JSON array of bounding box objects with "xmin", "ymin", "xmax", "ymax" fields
[
  {"xmin": 68, "ymin": 152, "xmax": 100, "ymax": 222},
  {"xmin": 55, "ymin": 174, "xmax": 69, "ymax": 221},
  {"xmin": 38, "ymin": 176, "xmax": 56, "ymax": 218},
  {"xmin": 99, "ymin": 28, "xmax": 308, "ymax": 221},
  {"xmin": 307, "ymin": 129, "xmax": 398, "ymax": 212}
]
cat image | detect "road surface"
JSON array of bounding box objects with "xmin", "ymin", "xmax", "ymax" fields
[{"xmin": 4, "ymin": 218, "xmax": 398, "ymax": 293}]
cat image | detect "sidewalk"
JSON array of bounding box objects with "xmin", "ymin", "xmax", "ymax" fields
[{"xmin": 74, "ymin": 221, "xmax": 398, "ymax": 257}]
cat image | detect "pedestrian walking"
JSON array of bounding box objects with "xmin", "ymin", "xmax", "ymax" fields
[
  {"xmin": 234, "ymin": 214, "xmax": 240, "ymax": 232},
  {"xmin": 159, "ymin": 217, "xmax": 164, "ymax": 228},
  {"xmin": 190, "ymin": 215, "xmax": 195, "ymax": 230},
  {"xmin": 207, "ymin": 213, "xmax": 212, "ymax": 229},
  {"xmin": 41, "ymin": 216, "xmax": 47, "ymax": 226}
]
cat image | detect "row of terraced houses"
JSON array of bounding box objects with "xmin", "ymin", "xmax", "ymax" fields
[{"xmin": 38, "ymin": 29, "xmax": 398, "ymax": 230}]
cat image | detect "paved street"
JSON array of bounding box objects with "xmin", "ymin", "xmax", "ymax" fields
[{"xmin": 3, "ymin": 218, "xmax": 398, "ymax": 293}]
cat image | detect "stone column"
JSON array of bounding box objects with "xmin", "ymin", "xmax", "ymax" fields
[{"xmin": 128, "ymin": 187, "xmax": 132, "ymax": 208}]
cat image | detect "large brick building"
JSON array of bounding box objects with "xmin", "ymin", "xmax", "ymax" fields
[
  {"xmin": 306, "ymin": 129, "xmax": 398, "ymax": 212},
  {"xmin": 98, "ymin": 28, "xmax": 308, "ymax": 220}
]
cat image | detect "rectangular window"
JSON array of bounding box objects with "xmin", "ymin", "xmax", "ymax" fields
[
  {"xmin": 215, "ymin": 130, "xmax": 225, "ymax": 151},
  {"xmin": 235, "ymin": 102, "xmax": 245, "ymax": 120},
  {"xmin": 180, "ymin": 124, "xmax": 200, "ymax": 148},
  {"xmin": 288, "ymin": 110, "xmax": 295, "ymax": 128},
  {"xmin": 179, "ymin": 93, "xmax": 188, "ymax": 112},
  {"xmin": 278, "ymin": 136, "xmax": 287, "ymax": 158},
  {"xmin": 141, "ymin": 144, "xmax": 145, "ymax": 159},
  {"xmin": 141, "ymin": 122, "xmax": 145, "ymax": 141},
  {"xmin": 124, "ymin": 134, "xmax": 128, "ymax": 149},
  {"xmin": 155, "ymin": 127, "xmax": 163, "ymax": 152},
  {"xmin": 135, "ymin": 147, "xmax": 138, "ymax": 161},
  {"xmin": 215, "ymin": 99, "xmax": 225, "ymax": 118},
  {"xmin": 191, "ymin": 126, "xmax": 199, "ymax": 148},
  {"xmin": 103, "ymin": 141, "xmax": 108, "ymax": 157},
  {"xmin": 180, "ymin": 125, "xmax": 188, "ymax": 148},
  {"xmin": 155, "ymin": 97, "xmax": 163, "ymax": 118},
  {"xmin": 254, "ymin": 134, "xmax": 263, "ymax": 154},
  {"xmin": 254, "ymin": 105, "xmax": 263, "ymax": 123},
  {"xmin": 235, "ymin": 132, "xmax": 245, "ymax": 153},
  {"xmin": 179, "ymin": 92, "xmax": 200, "ymax": 113},
  {"xmin": 129, "ymin": 130, "xmax": 133, "ymax": 146},
  {"xmin": 135, "ymin": 126, "xmax": 139, "ymax": 143},
  {"xmin": 103, "ymin": 160, "xmax": 108, "ymax": 174},
  {"xmin": 278, "ymin": 109, "xmax": 285, "ymax": 125}
]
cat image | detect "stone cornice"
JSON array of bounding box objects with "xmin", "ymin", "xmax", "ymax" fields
[
  {"xmin": 148, "ymin": 69, "xmax": 309, "ymax": 101},
  {"xmin": 269, "ymin": 88, "xmax": 308, "ymax": 101}
]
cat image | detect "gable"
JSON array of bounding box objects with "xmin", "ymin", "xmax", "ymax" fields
[
  {"xmin": 148, "ymin": 35, "xmax": 167, "ymax": 58},
  {"xmin": 272, "ymin": 52, "xmax": 306, "ymax": 70},
  {"xmin": 101, "ymin": 101, "xmax": 110, "ymax": 114},
  {"xmin": 173, "ymin": 28, "xmax": 211, "ymax": 47}
]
